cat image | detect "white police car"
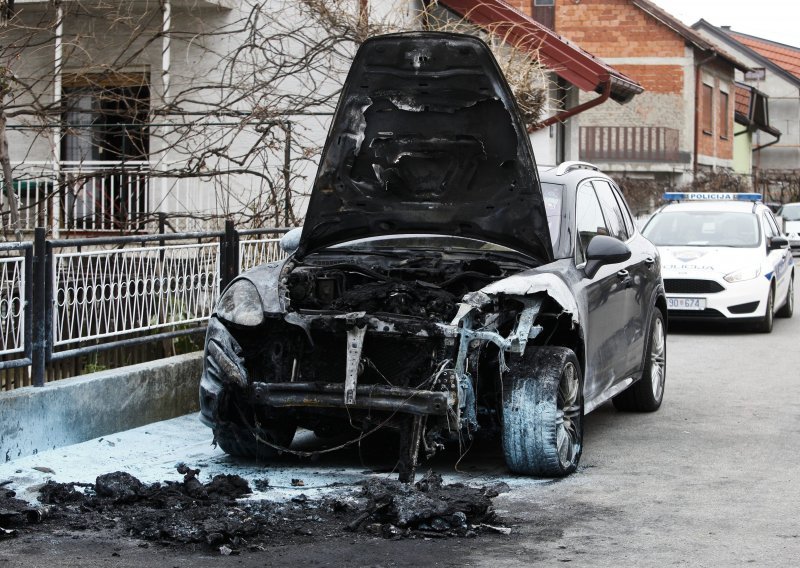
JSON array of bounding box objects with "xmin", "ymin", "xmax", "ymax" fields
[{"xmin": 641, "ymin": 192, "xmax": 794, "ymax": 332}]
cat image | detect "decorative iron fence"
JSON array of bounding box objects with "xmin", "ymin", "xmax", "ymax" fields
[{"xmin": 0, "ymin": 223, "xmax": 289, "ymax": 391}]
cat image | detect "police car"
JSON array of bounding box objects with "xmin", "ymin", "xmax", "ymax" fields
[
  {"xmin": 777, "ymin": 202, "xmax": 800, "ymax": 256},
  {"xmin": 641, "ymin": 192, "xmax": 794, "ymax": 332}
]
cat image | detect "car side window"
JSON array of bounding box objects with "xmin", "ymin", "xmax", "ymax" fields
[
  {"xmin": 575, "ymin": 183, "xmax": 608, "ymax": 264},
  {"xmin": 762, "ymin": 212, "xmax": 777, "ymax": 238},
  {"xmin": 610, "ymin": 183, "xmax": 636, "ymax": 237},
  {"xmin": 592, "ymin": 180, "xmax": 629, "ymax": 241},
  {"xmin": 765, "ymin": 211, "xmax": 781, "ymax": 237}
]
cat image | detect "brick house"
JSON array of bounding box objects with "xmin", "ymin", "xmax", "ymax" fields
[
  {"xmin": 693, "ymin": 21, "xmax": 798, "ymax": 178},
  {"xmin": 506, "ymin": 0, "xmax": 749, "ymax": 189}
]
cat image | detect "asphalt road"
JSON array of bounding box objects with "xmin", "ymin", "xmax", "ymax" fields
[{"xmin": 3, "ymin": 289, "xmax": 800, "ymax": 567}]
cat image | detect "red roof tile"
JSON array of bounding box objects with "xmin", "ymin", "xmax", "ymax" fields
[{"xmin": 729, "ymin": 32, "xmax": 800, "ymax": 79}]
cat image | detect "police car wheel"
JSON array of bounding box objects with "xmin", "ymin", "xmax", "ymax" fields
[
  {"xmin": 776, "ymin": 277, "xmax": 794, "ymax": 318},
  {"xmin": 754, "ymin": 286, "xmax": 774, "ymax": 333}
]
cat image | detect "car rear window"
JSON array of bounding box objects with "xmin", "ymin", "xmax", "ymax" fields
[
  {"xmin": 541, "ymin": 182, "xmax": 563, "ymax": 250},
  {"xmin": 642, "ymin": 211, "xmax": 761, "ymax": 248}
]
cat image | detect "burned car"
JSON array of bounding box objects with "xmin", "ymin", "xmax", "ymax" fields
[{"xmin": 200, "ymin": 32, "xmax": 667, "ymax": 481}]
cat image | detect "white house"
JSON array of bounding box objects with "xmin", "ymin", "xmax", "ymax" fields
[{"xmin": 2, "ymin": 0, "xmax": 640, "ymax": 236}]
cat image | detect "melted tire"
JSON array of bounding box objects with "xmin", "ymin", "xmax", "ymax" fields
[
  {"xmin": 502, "ymin": 346, "xmax": 583, "ymax": 477},
  {"xmin": 613, "ymin": 309, "xmax": 666, "ymax": 412},
  {"xmin": 214, "ymin": 422, "xmax": 296, "ymax": 461}
]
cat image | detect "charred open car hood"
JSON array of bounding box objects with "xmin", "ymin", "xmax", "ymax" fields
[{"xmin": 296, "ymin": 32, "xmax": 553, "ymax": 262}]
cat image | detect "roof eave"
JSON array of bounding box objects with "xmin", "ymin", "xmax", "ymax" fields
[{"xmin": 436, "ymin": 0, "xmax": 643, "ymax": 103}]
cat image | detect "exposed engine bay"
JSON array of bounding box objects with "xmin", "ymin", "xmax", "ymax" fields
[{"xmin": 202, "ymin": 245, "xmax": 579, "ymax": 482}]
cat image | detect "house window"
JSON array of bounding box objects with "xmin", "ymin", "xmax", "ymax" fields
[
  {"xmin": 62, "ymin": 74, "xmax": 149, "ymax": 162},
  {"xmin": 532, "ymin": 0, "xmax": 555, "ymax": 29},
  {"xmin": 701, "ymin": 83, "xmax": 713, "ymax": 135},
  {"xmin": 719, "ymin": 90, "xmax": 729, "ymax": 139},
  {"xmin": 61, "ymin": 73, "xmax": 150, "ymax": 231}
]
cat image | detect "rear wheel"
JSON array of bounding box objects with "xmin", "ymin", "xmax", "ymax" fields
[
  {"xmin": 613, "ymin": 309, "xmax": 666, "ymax": 412},
  {"xmin": 502, "ymin": 347, "xmax": 583, "ymax": 477},
  {"xmin": 776, "ymin": 277, "xmax": 794, "ymax": 318},
  {"xmin": 754, "ymin": 286, "xmax": 775, "ymax": 333}
]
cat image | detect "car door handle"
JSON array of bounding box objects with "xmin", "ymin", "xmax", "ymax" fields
[
  {"xmin": 644, "ymin": 256, "xmax": 655, "ymax": 267},
  {"xmin": 617, "ymin": 269, "xmax": 632, "ymax": 287}
]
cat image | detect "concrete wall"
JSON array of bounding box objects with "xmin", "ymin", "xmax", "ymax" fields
[{"xmin": 0, "ymin": 352, "xmax": 203, "ymax": 462}]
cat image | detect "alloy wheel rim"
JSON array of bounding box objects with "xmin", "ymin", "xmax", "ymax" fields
[
  {"xmin": 556, "ymin": 362, "xmax": 581, "ymax": 468},
  {"xmin": 650, "ymin": 317, "xmax": 666, "ymax": 400}
]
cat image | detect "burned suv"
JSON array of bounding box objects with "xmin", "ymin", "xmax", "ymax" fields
[{"xmin": 200, "ymin": 32, "xmax": 667, "ymax": 481}]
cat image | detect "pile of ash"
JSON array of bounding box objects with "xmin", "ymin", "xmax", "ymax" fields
[{"xmin": 4, "ymin": 466, "xmax": 511, "ymax": 554}]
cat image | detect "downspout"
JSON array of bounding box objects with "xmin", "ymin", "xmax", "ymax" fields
[
  {"xmin": 161, "ymin": 0, "xmax": 171, "ymax": 103},
  {"xmin": 753, "ymin": 132, "xmax": 781, "ymax": 152},
  {"xmin": 52, "ymin": 0, "xmax": 63, "ymax": 238},
  {"xmin": 529, "ymin": 80, "xmax": 611, "ymax": 132}
]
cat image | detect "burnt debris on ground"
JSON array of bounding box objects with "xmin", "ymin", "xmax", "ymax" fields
[{"xmin": 3, "ymin": 466, "xmax": 510, "ymax": 553}]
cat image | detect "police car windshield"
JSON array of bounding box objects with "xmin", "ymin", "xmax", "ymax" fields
[{"xmin": 642, "ymin": 211, "xmax": 760, "ymax": 247}]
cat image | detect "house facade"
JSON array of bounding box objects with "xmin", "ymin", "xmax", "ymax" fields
[
  {"xmin": 509, "ymin": 0, "xmax": 748, "ymax": 189},
  {"xmin": 3, "ymin": 0, "xmax": 639, "ymax": 235},
  {"xmin": 693, "ymin": 21, "xmax": 800, "ymax": 178}
]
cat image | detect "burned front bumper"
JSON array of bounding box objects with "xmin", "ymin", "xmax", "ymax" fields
[
  {"xmin": 251, "ymin": 382, "xmax": 448, "ymax": 416},
  {"xmin": 201, "ymin": 296, "xmax": 545, "ymax": 428}
]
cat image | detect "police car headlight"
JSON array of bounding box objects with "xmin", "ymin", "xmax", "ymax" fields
[
  {"xmin": 216, "ymin": 279, "xmax": 264, "ymax": 327},
  {"xmin": 724, "ymin": 267, "xmax": 760, "ymax": 283}
]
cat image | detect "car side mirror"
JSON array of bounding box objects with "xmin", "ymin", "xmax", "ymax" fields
[
  {"xmin": 769, "ymin": 236, "xmax": 788, "ymax": 251},
  {"xmin": 584, "ymin": 235, "xmax": 632, "ymax": 279},
  {"xmin": 279, "ymin": 227, "xmax": 303, "ymax": 254}
]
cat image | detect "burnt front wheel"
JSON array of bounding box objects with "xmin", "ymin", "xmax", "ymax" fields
[
  {"xmin": 214, "ymin": 421, "xmax": 296, "ymax": 461},
  {"xmin": 502, "ymin": 347, "xmax": 583, "ymax": 477}
]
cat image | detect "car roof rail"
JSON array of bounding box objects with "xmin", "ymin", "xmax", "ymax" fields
[{"xmin": 555, "ymin": 161, "xmax": 600, "ymax": 176}]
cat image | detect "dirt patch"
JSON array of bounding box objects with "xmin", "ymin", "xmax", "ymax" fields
[{"xmin": 4, "ymin": 467, "xmax": 510, "ymax": 554}]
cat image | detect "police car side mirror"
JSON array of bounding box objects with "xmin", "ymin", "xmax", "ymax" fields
[
  {"xmin": 769, "ymin": 236, "xmax": 788, "ymax": 251},
  {"xmin": 584, "ymin": 235, "xmax": 632, "ymax": 278}
]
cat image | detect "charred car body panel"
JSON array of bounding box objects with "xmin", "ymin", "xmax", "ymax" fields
[
  {"xmin": 298, "ymin": 32, "xmax": 552, "ymax": 263},
  {"xmin": 200, "ymin": 33, "xmax": 666, "ymax": 481}
]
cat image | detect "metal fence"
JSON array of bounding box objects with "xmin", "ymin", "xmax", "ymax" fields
[{"xmin": 0, "ymin": 223, "xmax": 289, "ymax": 390}]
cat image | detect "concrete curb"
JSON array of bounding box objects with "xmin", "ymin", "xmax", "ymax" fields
[{"xmin": 1, "ymin": 352, "xmax": 203, "ymax": 462}]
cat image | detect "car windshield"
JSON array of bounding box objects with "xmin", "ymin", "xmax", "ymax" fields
[
  {"xmin": 642, "ymin": 211, "xmax": 761, "ymax": 247},
  {"xmin": 331, "ymin": 235, "xmax": 529, "ymax": 256},
  {"xmin": 779, "ymin": 204, "xmax": 800, "ymax": 221},
  {"xmin": 327, "ymin": 183, "xmax": 564, "ymax": 257}
]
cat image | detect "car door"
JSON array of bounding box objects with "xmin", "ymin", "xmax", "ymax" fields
[
  {"xmin": 594, "ymin": 179, "xmax": 655, "ymax": 377},
  {"xmin": 575, "ymin": 181, "xmax": 629, "ymax": 403}
]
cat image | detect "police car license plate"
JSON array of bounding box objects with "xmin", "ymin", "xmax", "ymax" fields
[{"xmin": 667, "ymin": 297, "xmax": 706, "ymax": 310}]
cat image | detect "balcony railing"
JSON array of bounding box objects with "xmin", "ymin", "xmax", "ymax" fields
[
  {"xmin": 8, "ymin": 161, "xmax": 263, "ymax": 234},
  {"xmin": 580, "ymin": 126, "xmax": 681, "ymax": 163}
]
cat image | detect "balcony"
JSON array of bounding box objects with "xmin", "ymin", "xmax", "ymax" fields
[
  {"xmin": 580, "ymin": 126, "xmax": 685, "ymax": 163},
  {"xmin": 8, "ymin": 162, "xmax": 248, "ymax": 234}
]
